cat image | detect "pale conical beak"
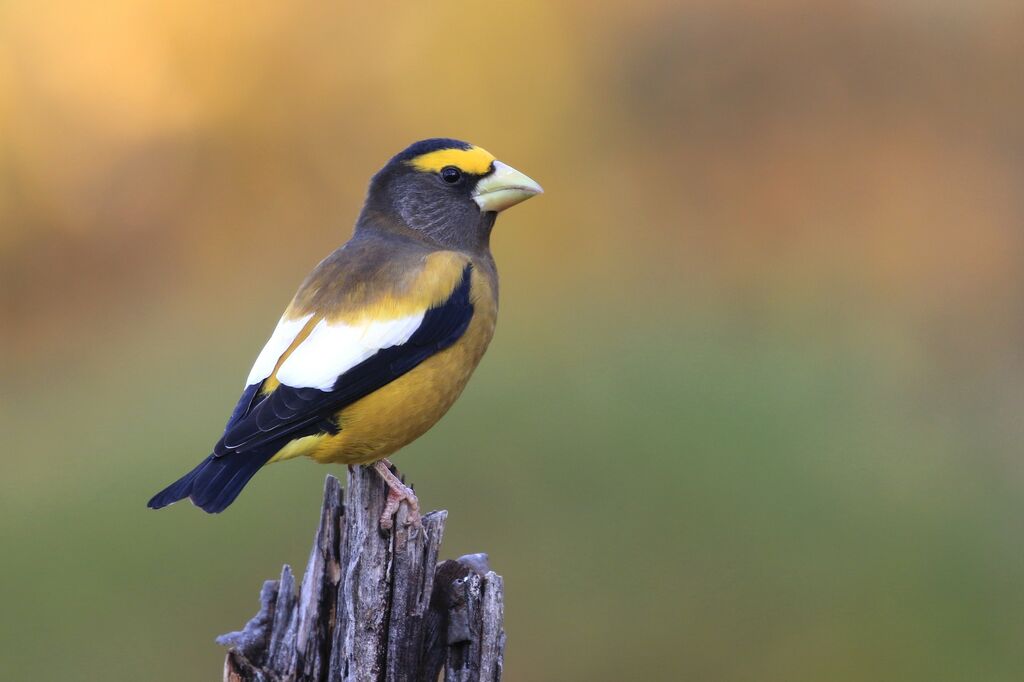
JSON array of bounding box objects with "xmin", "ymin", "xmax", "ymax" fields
[{"xmin": 472, "ymin": 160, "xmax": 544, "ymax": 213}]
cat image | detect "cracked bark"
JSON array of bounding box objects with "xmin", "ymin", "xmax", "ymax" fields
[{"xmin": 218, "ymin": 468, "xmax": 504, "ymax": 682}]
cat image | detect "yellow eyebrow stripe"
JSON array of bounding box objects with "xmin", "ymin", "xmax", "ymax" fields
[{"xmin": 406, "ymin": 146, "xmax": 495, "ymax": 175}]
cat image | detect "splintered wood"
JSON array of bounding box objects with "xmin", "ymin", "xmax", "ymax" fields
[{"xmin": 218, "ymin": 468, "xmax": 504, "ymax": 682}]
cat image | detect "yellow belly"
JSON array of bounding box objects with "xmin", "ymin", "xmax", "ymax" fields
[{"xmin": 268, "ymin": 274, "xmax": 496, "ymax": 466}]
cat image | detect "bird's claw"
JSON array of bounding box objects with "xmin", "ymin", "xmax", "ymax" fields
[
  {"xmin": 373, "ymin": 459, "xmax": 422, "ymax": 531},
  {"xmin": 379, "ymin": 484, "xmax": 422, "ymax": 531}
]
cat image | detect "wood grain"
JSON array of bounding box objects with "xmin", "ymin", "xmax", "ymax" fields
[{"xmin": 218, "ymin": 468, "xmax": 504, "ymax": 681}]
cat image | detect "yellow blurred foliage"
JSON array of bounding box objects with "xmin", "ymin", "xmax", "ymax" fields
[{"xmin": 2, "ymin": 2, "xmax": 1022, "ymax": 355}]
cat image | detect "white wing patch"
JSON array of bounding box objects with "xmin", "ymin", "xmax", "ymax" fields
[
  {"xmin": 275, "ymin": 313, "xmax": 426, "ymax": 391},
  {"xmin": 245, "ymin": 313, "xmax": 315, "ymax": 387}
]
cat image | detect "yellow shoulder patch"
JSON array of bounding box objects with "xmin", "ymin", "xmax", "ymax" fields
[
  {"xmin": 406, "ymin": 146, "xmax": 495, "ymax": 175},
  {"xmin": 323, "ymin": 251, "xmax": 470, "ymax": 324}
]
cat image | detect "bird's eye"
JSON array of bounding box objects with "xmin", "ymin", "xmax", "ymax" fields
[{"xmin": 440, "ymin": 166, "xmax": 462, "ymax": 184}]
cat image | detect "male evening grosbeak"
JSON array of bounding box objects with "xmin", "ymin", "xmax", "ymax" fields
[{"xmin": 148, "ymin": 138, "xmax": 542, "ymax": 529}]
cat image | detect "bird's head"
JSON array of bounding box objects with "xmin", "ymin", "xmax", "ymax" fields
[{"xmin": 359, "ymin": 138, "xmax": 543, "ymax": 251}]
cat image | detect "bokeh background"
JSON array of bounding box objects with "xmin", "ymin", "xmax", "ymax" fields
[{"xmin": 2, "ymin": 1, "xmax": 1023, "ymax": 680}]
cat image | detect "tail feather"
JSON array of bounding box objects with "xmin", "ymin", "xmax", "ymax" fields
[
  {"xmin": 148, "ymin": 449, "xmax": 273, "ymax": 513},
  {"xmin": 190, "ymin": 451, "xmax": 269, "ymax": 513},
  {"xmin": 147, "ymin": 455, "xmax": 212, "ymax": 509}
]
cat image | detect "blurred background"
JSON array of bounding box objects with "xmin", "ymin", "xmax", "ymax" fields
[{"xmin": 2, "ymin": 1, "xmax": 1023, "ymax": 680}]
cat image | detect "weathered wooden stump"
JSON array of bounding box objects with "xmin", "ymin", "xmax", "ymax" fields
[{"xmin": 218, "ymin": 467, "xmax": 505, "ymax": 682}]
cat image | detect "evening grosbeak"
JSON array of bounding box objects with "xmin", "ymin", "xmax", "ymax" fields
[{"xmin": 148, "ymin": 138, "xmax": 542, "ymax": 528}]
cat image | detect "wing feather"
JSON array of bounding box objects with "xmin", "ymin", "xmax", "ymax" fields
[
  {"xmin": 274, "ymin": 312, "xmax": 425, "ymax": 391},
  {"xmin": 245, "ymin": 313, "xmax": 314, "ymax": 386},
  {"xmin": 216, "ymin": 262, "xmax": 474, "ymax": 455},
  {"xmin": 149, "ymin": 244, "xmax": 477, "ymax": 514}
]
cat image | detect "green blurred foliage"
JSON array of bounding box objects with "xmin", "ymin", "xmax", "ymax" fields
[{"xmin": 2, "ymin": 1, "xmax": 1023, "ymax": 680}]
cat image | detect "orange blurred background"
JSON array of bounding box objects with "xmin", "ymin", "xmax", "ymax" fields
[{"xmin": 2, "ymin": 2, "xmax": 1023, "ymax": 680}]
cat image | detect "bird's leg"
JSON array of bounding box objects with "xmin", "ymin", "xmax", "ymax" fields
[{"xmin": 373, "ymin": 459, "xmax": 422, "ymax": 530}]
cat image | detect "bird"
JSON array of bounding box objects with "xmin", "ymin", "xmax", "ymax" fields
[{"xmin": 147, "ymin": 138, "xmax": 542, "ymax": 529}]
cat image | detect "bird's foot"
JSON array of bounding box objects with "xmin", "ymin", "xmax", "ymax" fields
[{"xmin": 373, "ymin": 460, "xmax": 422, "ymax": 531}]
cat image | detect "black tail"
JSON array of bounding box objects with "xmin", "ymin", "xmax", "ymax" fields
[{"xmin": 147, "ymin": 449, "xmax": 273, "ymax": 513}]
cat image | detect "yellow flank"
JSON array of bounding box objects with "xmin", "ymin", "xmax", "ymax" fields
[
  {"xmin": 303, "ymin": 268, "xmax": 496, "ymax": 466},
  {"xmin": 267, "ymin": 433, "xmax": 326, "ymax": 463},
  {"xmin": 406, "ymin": 146, "xmax": 495, "ymax": 175}
]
